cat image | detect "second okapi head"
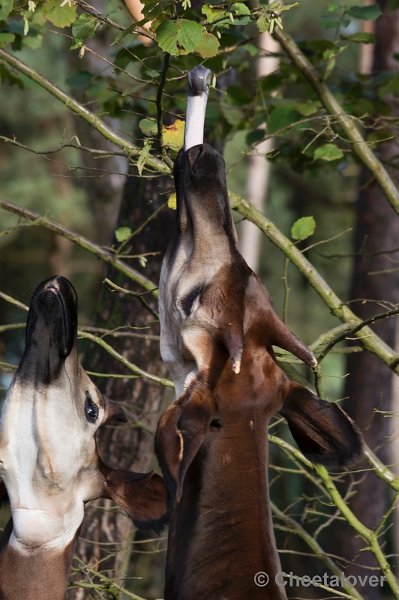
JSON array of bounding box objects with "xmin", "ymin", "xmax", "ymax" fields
[
  {"xmin": 0, "ymin": 276, "xmax": 167, "ymax": 600},
  {"xmin": 159, "ymin": 143, "xmax": 362, "ymax": 495},
  {"xmin": 157, "ymin": 143, "xmax": 362, "ymax": 599}
]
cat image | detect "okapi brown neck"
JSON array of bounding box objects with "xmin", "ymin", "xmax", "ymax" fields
[
  {"xmin": 166, "ymin": 426, "xmax": 284, "ymax": 600},
  {"xmin": 163, "ymin": 346, "xmax": 287, "ymax": 600},
  {"xmin": 0, "ymin": 519, "xmax": 76, "ymax": 600}
]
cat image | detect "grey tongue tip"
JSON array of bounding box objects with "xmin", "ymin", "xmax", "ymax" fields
[{"xmin": 184, "ymin": 66, "xmax": 212, "ymax": 151}]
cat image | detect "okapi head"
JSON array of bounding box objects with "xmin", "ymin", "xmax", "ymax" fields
[
  {"xmin": 158, "ymin": 143, "xmax": 362, "ymax": 499},
  {"xmin": 157, "ymin": 142, "xmax": 362, "ymax": 599},
  {"xmin": 0, "ymin": 276, "xmax": 167, "ymax": 600}
]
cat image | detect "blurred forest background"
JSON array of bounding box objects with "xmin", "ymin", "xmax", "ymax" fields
[{"xmin": 0, "ymin": 0, "xmax": 399, "ymax": 598}]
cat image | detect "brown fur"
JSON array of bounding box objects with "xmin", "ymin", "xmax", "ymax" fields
[{"xmin": 157, "ymin": 144, "xmax": 362, "ymax": 600}]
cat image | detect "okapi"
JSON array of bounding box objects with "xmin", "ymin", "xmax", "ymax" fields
[
  {"xmin": 156, "ymin": 67, "xmax": 362, "ymax": 600},
  {"xmin": 0, "ymin": 276, "xmax": 167, "ymax": 600}
]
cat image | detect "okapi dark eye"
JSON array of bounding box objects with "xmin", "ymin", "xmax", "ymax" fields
[
  {"xmin": 181, "ymin": 284, "xmax": 204, "ymax": 316},
  {"xmin": 84, "ymin": 391, "xmax": 99, "ymax": 423}
]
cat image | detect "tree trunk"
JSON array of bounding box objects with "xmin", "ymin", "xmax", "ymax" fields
[
  {"xmin": 239, "ymin": 32, "xmax": 279, "ymax": 272},
  {"xmin": 338, "ymin": 3, "xmax": 399, "ymax": 597},
  {"xmin": 69, "ymin": 172, "xmax": 173, "ymax": 599}
]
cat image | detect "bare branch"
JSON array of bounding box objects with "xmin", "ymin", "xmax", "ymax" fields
[{"xmin": 0, "ymin": 201, "xmax": 159, "ymax": 297}]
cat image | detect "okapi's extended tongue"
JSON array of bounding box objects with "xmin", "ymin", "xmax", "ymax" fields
[
  {"xmin": 184, "ymin": 65, "xmax": 211, "ymax": 151},
  {"xmin": 21, "ymin": 276, "xmax": 78, "ymax": 383}
]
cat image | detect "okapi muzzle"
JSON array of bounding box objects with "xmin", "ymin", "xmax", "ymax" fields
[
  {"xmin": 0, "ymin": 276, "xmax": 167, "ymax": 600},
  {"xmin": 157, "ymin": 68, "xmax": 362, "ymax": 600}
]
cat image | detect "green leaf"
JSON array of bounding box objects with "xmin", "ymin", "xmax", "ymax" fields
[
  {"xmin": 320, "ymin": 14, "xmax": 341, "ymax": 29},
  {"xmin": 296, "ymin": 100, "xmax": 321, "ymax": 117},
  {"xmin": 0, "ymin": 0, "xmax": 13, "ymax": 20},
  {"xmin": 267, "ymin": 106, "xmax": 298, "ymax": 134},
  {"xmin": 291, "ymin": 216, "xmax": 316, "ymax": 242},
  {"xmin": 342, "ymin": 32, "xmax": 376, "ymax": 43},
  {"xmin": 230, "ymin": 3, "xmax": 251, "ymax": 16},
  {"xmin": 194, "ymin": 31, "xmax": 219, "ymax": 58},
  {"xmin": 115, "ymin": 227, "xmax": 132, "ymax": 243},
  {"xmin": 0, "ymin": 32, "xmax": 15, "ymax": 48},
  {"xmin": 139, "ymin": 118, "xmax": 158, "ymax": 137},
  {"xmin": 347, "ymin": 4, "xmax": 382, "ymax": 20},
  {"xmin": 313, "ymin": 143, "xmax": 344, "ymax": 162},
  {"xmin": 43, "ymin": 0, "xmax": 77, "ymax": 28},
  {"xmin": 72, "ymin": 13, "xmax": 100, "ymax": 46},
  {"xmin": 155, "ymin": 19, "xmax": 204, "ymax": 55},
  {"xmin": 256, "ymin": 14, "xmax": 270, "ymax": 33},
  {"xmin": 202, "ymin": 4, "xmax": 226, "ymax": 24},
  {"xmin": 144, "ymin": 68, "xmax": 160, "ymax": 79}
]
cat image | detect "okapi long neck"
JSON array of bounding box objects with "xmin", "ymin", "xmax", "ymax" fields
[
  {"xmin": 165, "ymin": 413, "xmax": 286, "ymax": 600},
  {"xmin": 0, "ymin": 519, "xmax": 76, "ymax": 600}
]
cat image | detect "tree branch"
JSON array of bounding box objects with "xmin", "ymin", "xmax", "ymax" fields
[
  {"xmin": 0, "ymin": 50, "xmax": 170, "ymax": 176},
  {"xmin": 231, "ymin": 192, "xmax": 399, "ymax": 375},
  {"xmin": 0, "ymin": 201, "xmax": 159, "ymax": 296},
  {"xmin": 273, "ymin": 28, "xmax": 399, "ymax": 215}
]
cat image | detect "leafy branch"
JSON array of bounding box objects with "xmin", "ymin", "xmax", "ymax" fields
[
  {"xmin": 272, "ymin": 27, "xmax": 399, "ymax": 215},
  {"xmin": 230, "ymin": 192, "xmax": 399, "ymax": 376},
  {"xmin": 0, "ymin": 50, "xmax": 170, "ymax": 176}
]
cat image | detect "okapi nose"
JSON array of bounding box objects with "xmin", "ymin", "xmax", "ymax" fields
[
  {"xmin": 185, "ymin": 144, "xmax": 226, "ymax": 186},
  {"xmin": 26, "ymin": 275, "xmax": 78, "ymax": 360},
  {"xmin": 186, "ymin": 144, "xmax": 203, "ymax": 170}
]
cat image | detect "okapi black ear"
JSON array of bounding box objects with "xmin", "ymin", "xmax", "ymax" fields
[
  {"xmin": 100, "ymin": 464, "xmax": 168, "ymax": 533},
  {"xmin": 155, "ymin": 385, "xmax": 214, "ymax": 503},
  {"xmin": 280, "ymin": 384, "xmax": 362, "ymax": 469}
]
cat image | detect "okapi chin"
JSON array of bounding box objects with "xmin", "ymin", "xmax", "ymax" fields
[{"xmin": 157, "ymin": 76, "xmax": 362, "ymax": 599}]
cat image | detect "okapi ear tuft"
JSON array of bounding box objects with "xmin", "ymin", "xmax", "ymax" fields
[
  {"xmin": 101, "ymin": 465, "xmax": 168, "ymax": 533},
  {"xmin": 155, "ymin": 385, "xmax": 214, "ymax": 503},
  {"xmin": 280, "ymin": 384, "xmax": 363, "ymax": 470}
]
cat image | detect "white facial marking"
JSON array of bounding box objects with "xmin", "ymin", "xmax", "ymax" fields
[{"xmin": 0, "ymin": 351, "xmax": 104, "ymax": 552}]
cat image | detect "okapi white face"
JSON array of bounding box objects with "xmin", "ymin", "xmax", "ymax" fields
[{"xmin": 0, "ymin": 276, "xmax": 167, "ymax": 558}]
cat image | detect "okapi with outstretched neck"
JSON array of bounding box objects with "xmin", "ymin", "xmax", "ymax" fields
[
  {"xmin": 156, "ymin": 67, "xmax": 362, "ymax": 600},
  {"xmin": 0, "ymin": 276, "xmax": 167, "ymax": 600}
]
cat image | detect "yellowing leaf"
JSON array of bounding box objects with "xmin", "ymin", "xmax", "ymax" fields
[
  {"xmin": 167, "ymin": 192, "xmax": 177, "ymax": 210},
  {"xmin": 194, "ymin": 31, "xmax": 220, "ymax": 58},
  {"xmin": 163, "ymin": 119, "xmax": 185, "ymax": 150}
]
